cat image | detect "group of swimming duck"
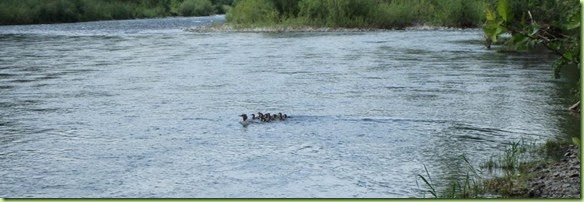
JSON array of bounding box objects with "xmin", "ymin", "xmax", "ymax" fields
[{"xmin": 239, "ymin": 112, "xmax": 289, "ymax": 127}]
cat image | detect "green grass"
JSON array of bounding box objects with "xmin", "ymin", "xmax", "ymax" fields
[
  {"xmin": 417, "ymin": 156, "xmax": 485, "ymax": 198},
  {"xmin": 417, "ymin": 138, "xmax": 575, "ymax": 198},
  {"xmin": 226, "ymin": 0, "xmax": 488, "ymax": 29},
  {"xmin": 478, "ymin": 139, "xmax": 539, "ymax": 172}
]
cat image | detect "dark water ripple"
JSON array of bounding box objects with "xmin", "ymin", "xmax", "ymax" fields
[{"xmin": 0, "ymin": 16, "xmax": 579, "ymax": 198}]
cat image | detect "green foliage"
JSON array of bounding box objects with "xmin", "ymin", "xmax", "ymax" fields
[
  {"xmin": 479, "ymin": 139, "xmax": 538, "ymax": 173},
  {"xmin": 227, "ymin": 0, "xmax": 488, "ymax": 29},
  {"xmin": 297, "ymin": 0, "xmax": 356, "ymax": 27},
  {"xmin": 432, "ymin": 0, "xmax": 485, "ymax": 28},
  {"xmin": 0, "ymin": 0, "xmax": 235, "ymax": 25},
  {"xmin": 496, "ymin": 0, "xmax": 510, "ymax": 22},
  {"xmin": 483, "ymin": 0, "xmax": 581, "ymax": 120},
  {"xmin": 272, "ymin": 0, "xmax": 301, "ymax": 18},
  {"xmin": 179, "ymin": 0, "xmax": 215, "ymax": 16},
  {"xmin": 419, "ymin": 139, "xmax": 573, "ymax": 198},
  {"xmin": 368, "ymin": 1, "xmax": 419, "ymax": 29},
  {"xmin": 226, "ymin": 0, "xmax": 279, "ymax": 25},
  {"xmin": 210, "ymin": 0, "xmax": 235, "ymax": 14},
  {"xmin": 417, "ymin": 164, "xmax": 438, "ymax": 198},
  {"xmin": 483, "ymin": 0, "xmax": 580, "ymax": 77},
  {"xmin": 417, "ymin": 156, "xmax": 484, "ymax": 198},
  {"xmin": 542, "ymin": 139, "xmax": 573, "ymax": 160}
]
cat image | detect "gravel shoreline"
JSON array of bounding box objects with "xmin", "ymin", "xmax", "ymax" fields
[
  {"xmin": 186, "ymin": 24, "xmax": 479, "ymax": 33},
  {"xmin": 526, "ymin": 145, "xmax": 581, "ymax": 198}
]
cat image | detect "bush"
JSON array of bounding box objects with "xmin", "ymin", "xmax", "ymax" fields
[
  {"xmin": 179, "ymin": 0, "xmax": 215, "ymax": 16},
  {"xmin": 297, "ymin": 0, "xmax": 327, "ymax": 25},
  {"xmin": 226, "ymin": 0, "xmax": 279, "ymax": 25},
  {"xmin": 107, "ymin": 2, "xmax": 134, "ymax": 19},
  {"xmin": 226, "ymin": 0, "xmax": 489, "ymax": 29},
  {"xmin": 369, "ymin": 2, "xmax": 417, "ymax": 29},
  {"xmin": 432, "ymin": 0, "xmax": 485, "ymax": 28},
  {"xmin": 0, "ymin": 0, "xmax": 231, "ymax": 25}
]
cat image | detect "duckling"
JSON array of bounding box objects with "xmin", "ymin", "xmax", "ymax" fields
[
  {"xmin": 239, "ymin": 114, "xmax": 255, "ymax": 127},
  {"xmin": 272, "ymin": 114, "xmax": 278, "ymax": 121},
  {"xmin": 278, "ymin": 112, "xmax": 286, "ymax": 120},
  {"xmin": 251, "ymin": 114, "xmax": 258, "ymax": 120},
  {"xmin": 264, "ymin": 113, "xmax": 271, "ymax": 122}
]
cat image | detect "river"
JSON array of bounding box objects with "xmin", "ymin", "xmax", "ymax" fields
[{"xmin": 0, "ymin": 15, "xmax": 579, "ymax": 197}]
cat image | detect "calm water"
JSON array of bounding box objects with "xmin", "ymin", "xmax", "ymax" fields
[{"xmin": 0, "ymin": 16, "xmax": 579, "ymax": 198}]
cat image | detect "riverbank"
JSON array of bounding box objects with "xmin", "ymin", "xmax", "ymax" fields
[
  {"xmin": 418, "ymin": 139, "xmax": 581, "ymax": 198},
  {"xmin": 480, "ymin": 143, "xmax": 580, "ymax": 198},
  {"xmin": 186, "ymin": 23, "xmax": 479, "ymax": 33},
  {"xmin": 524, "ymin": 145, "xmax": 580, "ymax": 198}
]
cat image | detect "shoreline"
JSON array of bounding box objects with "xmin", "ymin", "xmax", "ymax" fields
[
  {"xmin": 524, "ymin": 145, "xmax": 580, "ymax": 198},
  {"xmin": 484, "ymin": 144, "xmax": 581, "ymax": 198},
  {"xmin": 186, "ymin": 23, "xmax": 481, "ymax": 33}
]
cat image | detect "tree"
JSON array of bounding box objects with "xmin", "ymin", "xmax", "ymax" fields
[{"xmin": 483, "ymin": 0, "xmax": 581, "ymax": 111}]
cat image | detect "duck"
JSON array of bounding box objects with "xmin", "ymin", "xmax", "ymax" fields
[
  {"xmin": 240, "ymin": 112, "xmax": 291, "ymax": 125},
  {"xmin": 257, "ymin": 112, "xmax": 263, "ymax": 119},
  {"xmin": 256, "ymin": 112, "xmax": 267, "ymax": 122},
  {"xmin": 278, "ymin": 112, "xmax": 287, "ymax": 120},
  {"xmin": 239, "ymin": 114, "xmax": 255, "ymax": 127}
]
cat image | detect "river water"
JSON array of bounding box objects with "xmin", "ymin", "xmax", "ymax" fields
[{"xmin": 0, "ymin": 16, "xmax": 579, "ymax": 198}]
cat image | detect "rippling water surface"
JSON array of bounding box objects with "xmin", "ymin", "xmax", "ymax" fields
[{"xmin": 0, "ymin": 16, "xmax": 579, "ymax": 197}]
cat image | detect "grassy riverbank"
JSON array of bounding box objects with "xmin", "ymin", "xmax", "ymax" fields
[
  {"xmin": 0, "ymin": 0, "xmax": 234, "ymax": 25},
  {"xmin": 226, "ymin": 0, "xmax": 488, "ymax": 29},
  {"xmin": 417, "ymin": 139, "xmax": 580, "ymax": 198}
]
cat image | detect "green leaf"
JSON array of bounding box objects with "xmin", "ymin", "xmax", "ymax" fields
[
  {"xmin": 511, "ymin": 34, "xmax": 529, "ymax": 50},
  {"xmin": 497, "ymin": 0, "xmax": 510, "ymax": 22},
  {"xmin": 485, "ymin": 8, "xmax": 496, "ymax": 21},
  {"xmin": 494, "ymin": 25, "xmax": 505, "ymax": 36},
  {"xmin": 529, "ymin": 24, "xmax": 539, "ymax": 36},
  {"xmin": 565, "ymin": 10, "xmax": 581, "ymax": 30},
  {"xmin": 511, "ymin": 34, "xmax": 525, "ymax": 43},
  {"xmin": 572, "ymin": 137, "xmax": 581, "ymax": 147},
  {"xmin": 483, "ymin": 22, "xmax": 502, "ymax": 42},
  {"xmin": 563, "ymin": 52, "xmax": 574, "ymax": 61},
  {"xmin": 565, "ymin": 20, "xmax": 580, "ymax": 30}
]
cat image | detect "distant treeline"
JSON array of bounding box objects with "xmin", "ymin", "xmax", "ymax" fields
[
  {"xmin": 226, "ymin": 0, "xmax": 489, "ymax": 29},
  {"xmin": 0, "ymin": 0, "xmax": 235, "ymax": 25}
]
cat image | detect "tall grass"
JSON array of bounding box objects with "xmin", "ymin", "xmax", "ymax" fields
[
  {"xmin": 227, "ymin": 0, "xmax": 488, "ymax": 29},
  {"xmin": 417, "ymin": 139, "xmax": 548, "ymax": 198},
  {"xmin": 480, "ymin": 139, "xmax": 531, "ymax": 171},
  {"xmin": 417, "ymin": 156, "xmax": 485, "ymax": 198}
]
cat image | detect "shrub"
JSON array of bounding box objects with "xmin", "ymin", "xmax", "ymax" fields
[
  {"xmin": 226, "ymin": 0, "xmax": 279, "ymax": 25},
  {"xmin": 179, "ymin": 0, "xmax": 215, "ymax": 16},
  {"xmin": 432, "ymin": 0, "xmax": 485, "ymax": 27},
  {"xmin": 226, "ymin": 0, "xmax": 489, "ymax": 29},
  {"xmin": 369, "ymin": 2, "xmax": 417, "ymax": 29}
]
